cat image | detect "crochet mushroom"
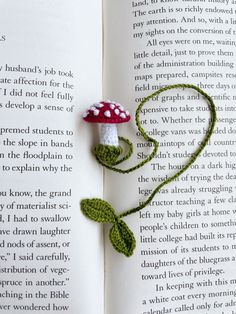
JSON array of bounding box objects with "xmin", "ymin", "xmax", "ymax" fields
[{"xmin": 83, "ymin": 100, "xmax": 131, "ymax": 165}]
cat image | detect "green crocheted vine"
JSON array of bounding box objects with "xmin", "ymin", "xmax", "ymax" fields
[{"xmin": 81, "ymin": 84, "xmax": 217, "ymax": 257}]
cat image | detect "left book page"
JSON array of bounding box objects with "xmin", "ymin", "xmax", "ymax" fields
[{"xmin": 0, "ymin": 1, "xmax": 104, "ymax": 314}]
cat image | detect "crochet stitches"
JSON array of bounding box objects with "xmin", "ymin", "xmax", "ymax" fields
[
  {"xmin": 81, "ymin": 84, "xmax": 217, "ymax": 257},
  {"xmin": 81, "ymin": 199, "xmax": 136, "ymax": 257}
]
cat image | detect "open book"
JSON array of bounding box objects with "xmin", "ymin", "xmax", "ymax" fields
[{"xmin": 0, "ymin": 0, "xmax": 235, "ymax": 313}]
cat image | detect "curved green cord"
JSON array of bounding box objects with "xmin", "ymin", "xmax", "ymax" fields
[{"xmin": 119, "ymin": 84, "xmax": 217, "ymax": 218}]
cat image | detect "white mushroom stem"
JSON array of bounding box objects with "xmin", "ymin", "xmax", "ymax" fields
[{"xmin": 100, "ymin": 124, "xmax": 119, "ymax": 146}]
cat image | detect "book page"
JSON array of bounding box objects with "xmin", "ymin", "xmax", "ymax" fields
[
  {"xmin": 0, "ymin": 1, "xmax": 103, "ymax": 314},
  {"xmin": 104, "ymin": 1, "xmax": 236, "ymax": 313}
]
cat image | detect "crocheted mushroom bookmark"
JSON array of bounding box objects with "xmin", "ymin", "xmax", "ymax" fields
[{"xmin": 81, "ymin": 84, "xmax": 217, "ymax": 257}]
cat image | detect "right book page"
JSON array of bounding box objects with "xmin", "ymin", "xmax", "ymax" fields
[{"xmin": 103, "ymin": 1, "xmax": 236, "ymax": 313}]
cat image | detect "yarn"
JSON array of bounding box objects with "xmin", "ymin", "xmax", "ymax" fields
[
  {"xmin": 81, "ymin": 198, "xmax": 136, "ymax": 257},
  {"xmin": 81, "ymin": 84, "xmax": 217, "ymax": 257}
]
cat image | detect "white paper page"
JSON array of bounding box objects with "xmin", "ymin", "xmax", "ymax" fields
[
  {"xmin": 104, "ymin": 1, "xmax": 236, "ymax": 313},
  {"xmin": 0, "ymin": 1, "xmax": 103, "ymax": 314}
]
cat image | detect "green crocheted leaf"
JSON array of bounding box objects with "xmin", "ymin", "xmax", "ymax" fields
[
  {"xmin": 94, "ymin": 144, "xmax": 122, "ymax": 166},
  {"xmin": 109, "ymin": 220, "xmax": 136, "ymax": 257},
  {"xmin": 81, "ymin": 198, "xmax": 117, "ymax": 223}
]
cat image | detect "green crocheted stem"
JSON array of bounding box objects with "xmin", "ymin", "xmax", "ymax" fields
[{"xmin": 119, "ymin": 84, "xmax": 217, "ymax": 218}]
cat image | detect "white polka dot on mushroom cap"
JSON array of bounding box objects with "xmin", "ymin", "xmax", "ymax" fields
[
  {"xmin": 94, "ymin": 103, "xmax": 104, "ymax": 108},
  {"xmin": 82, "ymin": 112, "xmax": 88, "ymax": 118},
  {"xmin": 93, "ymin": 109, "xmax": 100, "ymax": 116},
  {"xmin": 90, "ymin": 106, "xmax": 96, "ymax": 111},
  {"xmin": 120, "ymin": 113, "xmax": 126, "ymax": 119},
  {"xmin": 104, "ymin": 110, "xmax": 111, "ymax": 118},
  {"xmin": 110, "ymin": 104, "xmax": 115, "ymax": 110},
  {"xmin": 114, "ymin": 109, "xmax": 120, "ymax": 115},
  {"xmin": 126, "ymin": 110, "xmax": 130, "ymax": 116}
]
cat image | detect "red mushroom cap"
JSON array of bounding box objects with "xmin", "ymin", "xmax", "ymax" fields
[{"xmin": 83, "ymin": 100, "xmax": 131, "ymax": 124}]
